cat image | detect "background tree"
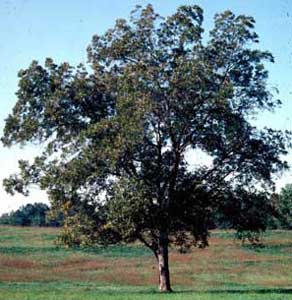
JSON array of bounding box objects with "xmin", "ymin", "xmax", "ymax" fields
[
  {"xmin": 0, "ymin": 202, "xmax": 61, "ymax": 226},
  {"xmin": 212, "ymin": 189, "xmax": 277, "ymax": 243},
  {"xmin": 273, "ymin": 184, "xmax": 292, "ymax": 229},
  {"xmin": 1, "ymin": 4, "xmax": 290, "ymax": 292},
  {"xmin": 0, "ymin": 213, "xmax": 11, "ymax": 225}
]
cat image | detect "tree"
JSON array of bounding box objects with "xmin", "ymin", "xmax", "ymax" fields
[
  {"xmin": 0, "ymin": 202, "xmax": 56, "ymax": 226},
  {"xmin": 0, "ymin": 213, "xmax": 11, "ymax": 225},
  {"xmin": 1, "ymin": 4, "xmax": 290, "ymax": 292},
  {"xmin": 213, "ymin": 188, "xmax": 277, "ymax": 241},
  {"xmin": 274, "ymin": 184, "xmax": 292, "ymax": 229}
]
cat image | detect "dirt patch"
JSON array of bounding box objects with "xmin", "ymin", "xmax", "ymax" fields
[{"xmin": 0, "ymin": 256, "xmax": 38, "ymax": 269}]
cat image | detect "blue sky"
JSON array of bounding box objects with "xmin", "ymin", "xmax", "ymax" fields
[{"xmin": 0, "ymin": 0, "xmax": 292, "ymax": 213}]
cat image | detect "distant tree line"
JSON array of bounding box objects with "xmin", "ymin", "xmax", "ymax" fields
[
  {"xmin": 0, "ymin": 202, "xmax": 63, "ymax": 226},
  {"xmin": 2, "ymin": 183, "xmax": 292, "ymax": 230},
  {"xmin": 1, "ymin": 185, "xmax": 292, "ymax": 230},
  {"xmin": 270, "ymin": 184, "xmax": 292, "ymax": 230},
  {"xmin": 211, "ymin": 183, "xmax": 292, "ymax": 231}
]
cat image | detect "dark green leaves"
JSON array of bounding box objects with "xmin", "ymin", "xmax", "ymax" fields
[{"xmin": 2, "ymin": 4, "xmax": 290, "ymax": 249}]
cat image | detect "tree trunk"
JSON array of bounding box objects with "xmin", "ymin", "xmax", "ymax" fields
[{"xmin": 156, "ymin": 232, "xmax": 172, "ymax": 292}]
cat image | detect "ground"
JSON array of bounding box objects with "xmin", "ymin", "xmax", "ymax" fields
[{"xmin": 0, "ymin": 226, "xmax": 292, "ymax": 299}]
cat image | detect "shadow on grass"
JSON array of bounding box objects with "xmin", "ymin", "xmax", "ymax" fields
[
  {"xmin": 169, "ymin": 288, "xmax": 292, "ymax": 295},
  {"xmin": 126, "ymin": 288, "xmax": 292, "ymax": 296},
  {"xmin": 1, "ymin": 282, "xmax": 292, "ymax": 296},
  {"xmin": 95, "ymin": 288, "xmax": 292, "ymax": 296}
]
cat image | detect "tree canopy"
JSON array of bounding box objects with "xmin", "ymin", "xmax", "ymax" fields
[{"xmin": 2, "ymin": 4, "xmax": 290, "ymax": 292}]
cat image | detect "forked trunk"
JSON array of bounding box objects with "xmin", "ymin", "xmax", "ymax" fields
[{"xmin": 156, "ymin": 232, "xmax": 172, "ymax": 292}]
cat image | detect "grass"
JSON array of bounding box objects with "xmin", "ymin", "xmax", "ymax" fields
[{"xmin": 0, "ymin": 226, "xmax": 292, "ymax": 299}]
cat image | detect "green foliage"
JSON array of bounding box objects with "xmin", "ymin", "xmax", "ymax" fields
[
  {"xmin": 0, "ymin": 202, "xmax": 61, "ymax": 226},
  {"xmin": 272, "ymin": 184, "xmax": 292, "ymax": 229},
  {"xmin": 1, "ymin": 3, "xmax": 291, "ymax": 290}
]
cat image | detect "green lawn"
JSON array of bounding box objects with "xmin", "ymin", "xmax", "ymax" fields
[{"xmin": 0, "ymin": 226, "xmax": 292, "ymax": 299}]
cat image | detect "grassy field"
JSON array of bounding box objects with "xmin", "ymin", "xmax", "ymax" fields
[{"xmin": 0, "ymin": 226, "xmax": 292, "ymax": 299}]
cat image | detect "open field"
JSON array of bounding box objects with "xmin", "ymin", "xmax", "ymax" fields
[{"xmin": 0, "ymin": 226, "xmax": 292, "ymax": 299}]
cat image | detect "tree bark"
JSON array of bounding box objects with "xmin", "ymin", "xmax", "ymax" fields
[{"xmin": 156, "ymin": 232, "xmax": 172, "ymax": 292}]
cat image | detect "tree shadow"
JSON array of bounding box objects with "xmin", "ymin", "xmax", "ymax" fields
[
  {"xmin": 169, "ymin": 288, "xmax": 292, "ymax": 295},
  {"xmin": 126, "ymin": 287, "xmax": 292, "ymax": 295}
]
